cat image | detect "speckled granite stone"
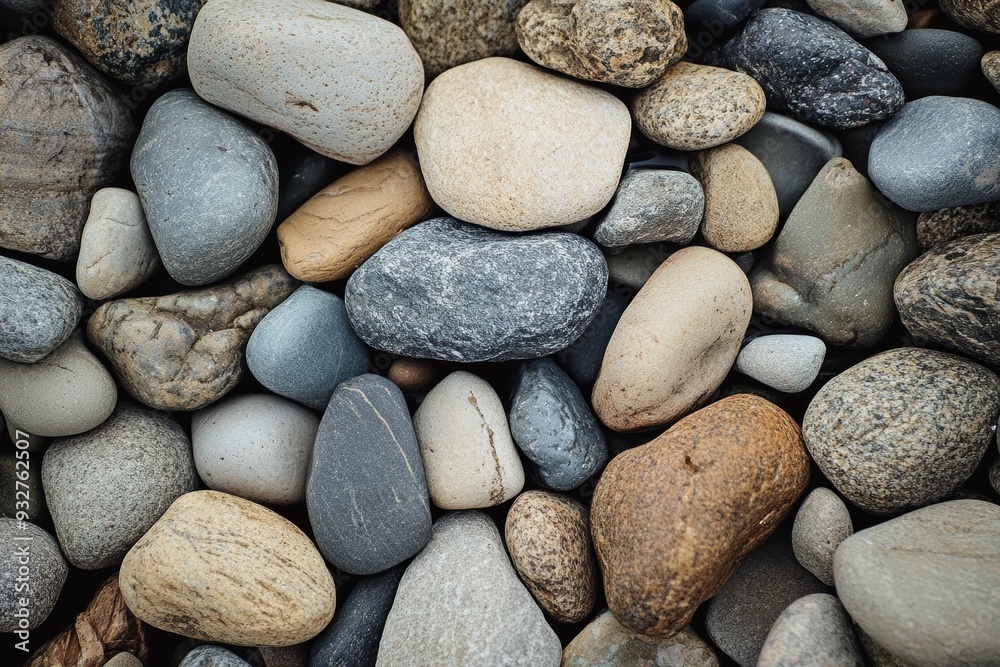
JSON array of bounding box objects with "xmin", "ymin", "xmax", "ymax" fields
[
  {"xmin": 0, "ymin": 256, "xmax": 82, "ymax": 363},
  {"xmin": 791, "ymin": 487, "xmax": 853, "ymax": 585},
  {"xmin": 917, "ymin": 202, "xmax": 1000, "ymax": 250},
  {"xmin": 938, "ymin": 0, "xmax": 1000, "ymax": 34},
  {"xmin": 984, "ymin": 51, "xmax": 1000, "ymax": 91},
  {"xmin": 758, "ymin": 594, "xmax": 864, "ymax": 667},
  {"xmin": 593, "ymin": 170, "xmax": 704, "ymax": 248}
]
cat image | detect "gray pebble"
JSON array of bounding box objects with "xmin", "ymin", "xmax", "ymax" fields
[
  {"xmin": 180, "ymin": 646, "xmax": 251, "ymax": 667},
  {"xmin": 735, "ymin": 334, "xmax": 826, "ymax": 393},
  {"xmin": 593, "ymin": 170, "xmax": 704, "ymax": 248},
  {"xmin": 865, "ymin": 29, "xmax": 983, "ymax": 98},
  {"xmin": 0, "ymin": 519, "xmax": 67, "ymax": 632},
  {"xmin": 557, "ymin": 287, "xmax": 629, "ymax": 387},
  {"xmin": 791, "ymin": 487, "xmax": 853, "ymax": 586},
  {"xmin": 605, "ymin": 242, "xmax": 675, "ymax": 290},
  {"xmin": 0, "ymin": 255, "xmax": 82, "ymax": 363},
  {"xmin": 758, "ymin": 594, "xmax": 864, "ymax": 667}
]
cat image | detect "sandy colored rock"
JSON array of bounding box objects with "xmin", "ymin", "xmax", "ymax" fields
[
  {"xmin": 562, "ymin": 612, "xmax": 719, "ymax": 666},
  {"xmin": 504, "ymin": 491, "xmax": 596, "ymax": 623},
  {"xmin": 805, "ymin": 0, "xmax": 907, "ymax": 37},
  {"xmin": 119, "ymin": 490, "xmax": 335, "ymax": 647},
  {"xmin": 387, "ymin": 357, "xmax": 439, "ymax": 393},
  {"xmin": 690, "ymin": 143, "xmax": 779, "ymax": 252},
  {"xmin": 917, "ymin": 201, "xmax": 1000, "ymax": 250},
  {"xmin": 939, "ymin": 0, "xmax": 1000, "ymax": 33},
  {"xmin": 87, "ymin": 265, "xmax": 298, "ymax": 411},
  {"xmin": 516, "ymin": 0, "xmax": 686, "ymax": 88},
  {"xmin": 791, "ymin": 487, "xmax": 854, "ymax": 585},
  {"xmin": 632, "ymin": 62, "xmax": 765, "ymax": 151},
  {"xmin": 592, "ymin": 245, "xmax": 752, "ymax": 431},
  {"xmin": 591, "ymin": 394, "xmax": 810, "ymax": 638},
  {"xmin": 277, "ymin": 151, "xmax": 432, "ymax": 282},
  {"xmin": 414, "ymin": 57, "xmax": 630, "ymax": 231},
  {"xmin": 984, "ymin": 51, "xmax": 1000, "ymax": 92}
]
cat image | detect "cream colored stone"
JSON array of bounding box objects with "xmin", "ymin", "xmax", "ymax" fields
[
  {"xmin": 188, "ymin": 0, "xmax": 423, "ymax": 165},
  {"xmin": 592, "ymin": 246, "xmax": 752, "ymax": 431},
  {"xmin": 414, "ymin": 57, "xmax": 631, "ymax": 231},
  {"xmin": 277, "ymin": 151, "xmax": 432, "ymax": 282},
  {"xmin": 413, "ymin": 371, "xmax": 524, "ymax": 509},
  {"xmin": 119, "ymin": 490, "xmax": 335, "ymax": 647}
]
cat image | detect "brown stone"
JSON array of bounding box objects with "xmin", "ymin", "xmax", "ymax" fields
[
  {"xmin": 119, "ymin": 490, "xmax": 336, "ymax": 647},
  {"xmin": 387, "ymin": 357, "xmax": 440, "ymax": 393},
  {"xmin": 907, "ymin": 9, "xmax": 942, "ymax": 28},
  {"xmin": 982, "ymin": 51, "xmax": 1000, "ymax": 93},
  {"xmin": 917, "ymin": 201, "xmax": 1000, "ymax": 250},
  {"xmin": 504, "ymin": 490, "xmax": 596, "ymax": 623},
  {"xmin": 87, "ymin": 265, "xmax": 298, "ymax": 411},
  {"xmin": 939, "ymin": 0, "xmax": 1000, "ymax": 33},
  {"xmin": 277, "ymin": 150, "xmax": 432, "ymax": 283},
  {"xmin": 591, "ymin": 394, "xmax": 810, "ymax": 638},
  {"xmin": 516, "ymin": 0, "xmax": 686, "ymax": 88}
]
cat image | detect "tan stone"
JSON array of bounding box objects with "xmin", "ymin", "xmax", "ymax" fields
[
  {"xmin": 387, "ymin": 357, "xmax": 439, "ymax": 393},
  {"xmin": 119, "ymin": 490, "xmax": 335, "ymax": 647},
  {"xmin": 939, "ymin": 0, "xmax": 1000, "ymax": 33},
  {"xmin": 591, "ymin": 394, "xmax": 810, "ymax": 638},
  {"xmin": 277, "ymin": 151, "xmax": 432, "ymax": 283},
  {"xmin": 563, "ymin": 612, "xmax": 719, "ymax": 666},
  {"xmin": 690, "ymin": 143, "xmax": 779, "ymax": 252},
  {"xmin": 983, "ymin": 51, "xmax": 1000, "ymax": 93},
  {"xmin": 592, "ymin": 245, "xmax": 752, "ymax": 431},
  {"xmin": 504, "ymin": 491, "xmax": 596, "ymax": 623}
]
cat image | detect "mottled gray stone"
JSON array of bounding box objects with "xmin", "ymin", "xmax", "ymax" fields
[
  {"xmin": 307, "ymin": 375, "xmax": 431, "ymax": 575},
  {"xmin": 509, "ymin": 358, "xmax": 607, "ymax": 490},
  {"xmin": 869, "ymin": 96, "xmax": 1000, "ymax": 211},
  {"xmin": 593, "ymin": 170, "xmax": 704, "ymax": 248},
  {"xmin": 557, "ymin": 287, "xmax": 629, "ymax": 387},
  {"xmin": 791, "ymin": 487, "xmax": 853, "ymax": 586},
  {"xmin": 866, "ymin": 30, "xmax": 982, "ymax": 98},
  {"xmin": 131, "ymin": 89, "xmax": 278, "ymax": 286},
  {"xmin": 894, "ymin": 233, "xmax": 1000, "ymax": 365},
  {"xmin": 750, "ymin": 158, "xmax": 917, "ymax": 347},
  {"xmin": 805, "ymin": 0, "xmax": 907, "ymax": 37},
  {"xmin": 376, "ymin": 511, "xmax": 561, "ymax": 666},
  {"xmin": 0, "ymin": 256, "xmax": 82, "ymax": 363},
  {"xmin": 247, "ymin": 285, "xmax": 369, "ymax": 411},
  {"xmin": 735, "ymin": 334, "xmax": 826, "ymax": 393},
  {"xmin": 721, "ymin": 9, "xmax": 904, "ymax": 130},
  {"xmin": 917, "ymin": 202, "xmax": 1000, "ymax": 251},
  {"xmin": 605, "ymin": 242, "xmax": 675, "ymax": 290},
  {"xmin": 180, "ymin": 646, "xmax": 251, "ymax": 667},
  {"xmin": 758, "ymin": 594, "xmax": 864, "ymax": 667},
  {"xmin": 0, "ymin": 519, "xmax": 67, "ymax": 631},
  {"xmin": 803, "ymin": 348, "xmax": 1000, "ymax": 514},
  {"xmin": 41, "ymin": 405, "xmax": 198, "ymax": 569},
  {"xmin": 345, "ymin": 218, "xmax": 608, "ymax": 362},
  {"xmin": 834, "ymin": 500, "xmax": 1000, "ymax": 667},
  {"xmin": 562, "ymin": 611, "xmax": 720, "ymax": 667},
  {"xmin": 0, "ymin": 0, "xmax": 46, "ymax": 10}
]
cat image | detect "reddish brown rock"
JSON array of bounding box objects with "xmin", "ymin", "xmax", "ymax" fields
[{"xmin": 387, "ymin": 357, "xmax": 440, "ymax": 393}]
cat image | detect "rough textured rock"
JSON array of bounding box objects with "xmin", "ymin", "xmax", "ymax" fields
[
  {"xmin": 42, "ymin": 405, "xmax": 198, "ymax": 569},
  {"xmin": 750, "ymin": 158, "xmax": 917, "ymax": 347},
  {"xmin": 179, "ymin": 646, "xmax": 251, "ymax": 667},
  {"xmin": 277, "ymin": 151, "xmax": 432, "ymax": 283},
  {"xmin": 120, "ymin": 490, "xmax": 336, "ymax": 647},
  {"xmin": 835, "ymin": 500, "xmax": 1000, "ymax": 667},
  {"xmin": 805, "ymin": 0, "xmax": 907, "ymax": 37},
  {"xmin": 0, "ymin": 36, "xmax": 134, "ymax": 260},
  {"xmin": 869, "ymin": 96, "xmax": 1000, "ymax": 211},
  {"xmin": 791, "ymin": 487, "xmax": 854, "ymax": 585},
  {"xmin": 0, "ymin": 451, "xmax": 46, "ymax": 522},
  {"xmin": 562, "ymin": 612, "xmax": 719, "ymax": 666},
  {"xmin": 866, "ymin": 29, "xmax": 983, "ymax": 98},
  {"xmin": 721, "ymin": 9, "xmax": 904, "ymax": 129},
  {"xmin": 690, "ymin": 143, "xmax": 779, "ymax": 252},
  {"xmin": 188, "ymin": 0, "xmax": 423, "ymax": 165},
  {"xmin": 984, "ymin": 50, "xmax": 1000, "ymax": 91},
  {"xmin": 0, "ymin": 519, "xmax": 67, "ymax": 632},
  {"xmin": 345, "ymin": 218, "xmax": 607, "ymax": 362},
  {"xmin": 53, "ymin": 0, "xmax": 206, "ymax": 85},
  {"xmin": 557, "ymin": 287, "xmax": 629, "ymax": 387},
  {"xmin": 803, "ymin": 347, "xmax": 1000, "ymax": 513},
  {"xmin": 415, "ymin": 57, "xmax": 630, "ymax": 231},
  {"xmin": 591, "ymin": 395, "xmax": 810, "ymax": 638},
  {"xmin": 0, "ymin": 333, "xmax": 117, "ymax": 438},
  {"xmin": 894, "ymin": 234, "xmax": 1000, "ymax": 365},
  {"xmin": 104, "ymin": 653, "xmax": 145, "ymax": 667},
  {"xmin": 413, "ymin": 371, "xmax": 525, "ymax": 509},
  {"xmin": 504, "ymin": 491, "xmax": 596, "ymax": 623},
  {"xmin": 917, "ymin": 202, "xmax": 1000, "ymax": 250},
  {"xmin": 76, "ymin": 188, "xmax": 161, "ymax": 300},
  {"xmin": 516, "ymin": 0, "xmax": 686, "ymax": 87},
  {"xmin": 593, "ymin": 170, "xmax": 703, "ymax": 248},
  {"xmin": 131, "ymin": 89, "xmax": 278, "ymax": 286},
  {"xmin": 509, "ymin": 359, "xmax": 607, "ymax": 491},
  {"xmin": 735, "ymin": 334, "xmax": 826, "ymax": 394},
  {"xmin": 938, "ymin": 0, "xmax": 1000, "ymax": 34},
  {"xmin": 376, "ymin": 512, "xmax": 562, "ymax": 666},
  {"xmin": 757, "ymin": 594, "xmax": 864, "ymax": 667},
  {"xmin": 592, "ymin": 245, "xmax": 751, "ymax": 431},
  {"xmin": 0, "ymin": 256, "xmax": 82, "ymax": 364},
  {"xmin": 310, "ymin": 567, "xmax": 402, "ymax": 667},
  {"xmin": 684, "ymin": 0, "xmax": 766, "ymax": 35},
  {"xmin": 307, "ymin": 375, "xmax": 432, "ymax": 575},
  {"xmin": 632, "ymin": 62, "xmax": 766, "ymax": 151},
  {"xmin": 87, "ymin": 265, "xmax": 298, "ymax": 411}
]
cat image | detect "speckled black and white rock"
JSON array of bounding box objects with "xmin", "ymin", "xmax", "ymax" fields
[
  {"xmin": 310, "ymin": 567, "xmax": 402, "ymax": 667},
  {"xmin": 757, "ymin": 594, "xmax": 864, "ymax": 667},
  {"xmin": 345, "ymin": 218, "xmax": 608, "ymax": 362},
  {"xmin": 0, "ymin": 519, "xmax": 67, "ymax": 632},
  {"xmin": 835, "ymin": 500, "xmax": 1000, "ymax": 667},
  {"xmin": 869, "ymin": 96, "xmax": 1000, "ymax": 211},
  {"xmin": 509, "ymin": 358, "xmax": 607, "ymax": 491},
  {"xmin": 562, "ymin": 610, "xmax": 720, "ymax": 667},
  {"xmin": 307, "ymin": 375, "xmax": 431, "ymax": 575},
  {"xmin": 917, "ymin": 202, "xmax": 1000, "ymax": 251},
  {"xmin": 720, "ymin": 8, "xmax": 904, "ymax": 129},
  {"xmin": 593, "ymin": 170, "xmax": 704, "ymax": 248},
  {"xmin": 0, "ymin": 256, "xmax": 82, "ymax": 363},
  {"xmin": 246, "ymin": 285, "xmax": 369, "ymax": 411},
  {"xmin": 791, "ymin": 487, "xmax": 854, "ymax": 586},
  {"xmin": 803, "ymin": 348, "xmax": 1000, "ymax": 514},
  {"xmin": 866, "ymin": 30, "xmax": 982, "ymax": 98},
  {"xmin": 894, "ymin": 234, "xmax": 1000, "ymax": 365},
  {"xmin": 938, "ymin": 0, "xmax": 1000, "ymax": 34},
  {"xmin": 131, "ymin": 89, "xmax": 278, "ymax": 286},
  {"xmin": 179, "ymin": 646, "xmax": 252, "ymax": 667},
  {"xmin": 557, "ymin": 288, "xmax": 629, "ymax": 387},
  {"xmin": 805, "ymin": 0, "xmax": 906, "ymax": 37},
  {"xmin": 984, "ymin": 50, "xmax": 1000, "ymax": 92},
  {"xmin": 41, "ymin": 405, "xmax": 198, "ymax": 569},
  {"xmin": 735, "ymin": 334, "xmax": 826, "ymax": 393}
]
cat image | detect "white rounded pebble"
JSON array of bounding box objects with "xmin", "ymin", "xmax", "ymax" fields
[{"xmin": 735, "ymin": 334, "xmax": 826, "ymax": 393}]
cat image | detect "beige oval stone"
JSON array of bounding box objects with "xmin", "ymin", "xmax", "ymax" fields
[
  {"xmin": 414, "ymin": 57, "xmax": 631, "ymax": 231},
  {"xmin": 690, "ymin": 143, "xmax": 779, "ymax": 252},
  {"xmin": 119, "ymin": 490, "xmax": 335, "ymax": 647},
  {"xmin": 277, "ymin": 151, "xmax": 433, "ymax": 283},
  {"xmin": 592, "ymin": 245, "xmax": 752, "ymax": 431},
  {"xmin": 504, "ymin": 491, "xmax": 596, "ymax": 623},
  {"xmin": 632, "ymin": 61, "xmax": 766, "ymax": 151}
]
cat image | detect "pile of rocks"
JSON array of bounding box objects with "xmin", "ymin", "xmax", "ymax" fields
[{"xmin": 1, "ymin": 0, "xmax": 999, "ymax": 665}]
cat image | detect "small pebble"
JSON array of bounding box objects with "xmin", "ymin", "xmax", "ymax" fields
[
  {"xmin": 0, "ymin": 255, "xmax": 82, "ymax": 364},
  {"xmin": 805, "ymin": 0, "xmax": 907, "ymax": 37},
  {"xmin": 605, "ymin": 243, "xmax": 675, "ymax": 291},
  {"xmin": 562, "ymin": 611, "xmax": 720, "ymax": 667},
  {"xmin": 791, "ymin": 487, "xmax": 854, "ymax": 585},
  {"xmin": 593, "ymin": 169, "xmax": 704, "ymax": 249},
  {"xmin": 983, "ymin": 50, "xmax": 1000, "ymax": 92},
  {"xmin": 0, "ymin": 451, "xmax": 46, "ymax": 522},
  {"xmin": 180, "ymin": 646, "xmax": 252, "ymax": 667},
  {"xmin": 757, "ymin": 594, "xmax": 864, "ymax": 667},
  {"xmin": 310, "ymin": 567, "xmax": 402, "ymax": 667},
  {"xmin": 735, "ymin": 334, "xmax": 826, "ymax": 393},
  {"xmin": 387, "ymin": 357, "xmax": 439, "ymax": 393},
  {"xmin": 0, "ymin": 519, "xmax": 67, "ymax": 631}
]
